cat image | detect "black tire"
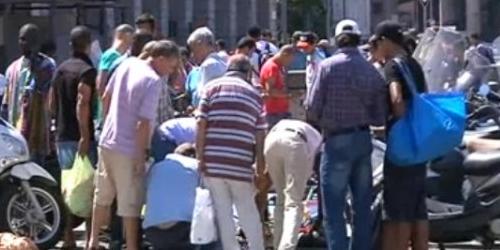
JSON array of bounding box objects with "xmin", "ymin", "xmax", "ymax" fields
[{"xmin": 0, "ymin": 180, "xmax": 65, "ymax": 250}]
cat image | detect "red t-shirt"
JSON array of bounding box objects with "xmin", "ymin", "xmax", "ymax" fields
[{"xmin": 260, "ymin": 59, "xmax": 289, "ymax": 114}]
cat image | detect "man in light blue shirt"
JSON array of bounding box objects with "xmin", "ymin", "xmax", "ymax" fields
[
  {"xmin": 143, "ymin": 144, "xmax": 199, "ymax": 249},
  {"xmin": 151, "ymin": 117, "xmax": 197, "ymax": 163}
]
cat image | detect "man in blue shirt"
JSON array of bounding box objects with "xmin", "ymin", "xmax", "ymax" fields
[
  {"xmin": 151, "ymin": 117, "xmax": 197, "ymax": 163},
  {"xmin": 143, "ymin": 143, "xmax": 200, "ymax": 249}
]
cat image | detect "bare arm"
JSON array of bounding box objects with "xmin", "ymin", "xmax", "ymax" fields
[
  {"xmin": 389, "ymin": 81, "xmax": 406, "ymax": 118},
  {"xmin": 196, "ymin": 118, "xmax": 208, "ymax": 172},
  {"xmin": 77, "ymin": 83, "xmax": 92, "ymax": 155},
  {"xmin": 102, "ymin": 90, "xmax": 112, "ymax": 122},
  {"xmin": 254, "ymin": 129, "xmax": 266, "ymax": 175},
  {"xmin": 96, "ymin": 71, "xmax": 109, "ymax": 97},
  {"xmin": 134, "ymin": 119, "xmax": 151, "ymax": 174}
]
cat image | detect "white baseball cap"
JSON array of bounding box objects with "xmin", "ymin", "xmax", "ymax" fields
[{"xmin": 335, "ymin": 19, "xmax": 362, "ymax": 37}]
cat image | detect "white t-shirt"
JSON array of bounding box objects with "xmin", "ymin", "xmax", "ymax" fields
[
  {"xmin": 256, "ymin": 40, "xmax": 279, "ymax": 55},
  {"xmin": 198, "ymin": 52, "xmax": 228, "ymax": 95}
]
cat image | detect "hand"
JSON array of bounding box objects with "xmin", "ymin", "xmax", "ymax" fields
[
  {"xmin": 77, "ymin": 137, "xmax": 90, "ymax": 157},
  {"xmin": 198, "ymin": 158, "xmax": 207, "ymax": 174}
]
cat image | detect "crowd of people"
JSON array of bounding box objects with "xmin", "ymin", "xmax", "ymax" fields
[{"xmin": 0, "ymin": 11, "xmax": 469, "ymax": 250}]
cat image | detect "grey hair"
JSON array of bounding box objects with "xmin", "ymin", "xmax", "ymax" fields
[
  {"xmin": 149, "ymin": 40, "xmax": 180, "ymax": 58},
  {"xmin": 187, "ymin": 27, "xmax": 215, "ymax": 47},
  {"xmin": 227, "ymin": 54, "xmax": 252, "ymax": 74}
]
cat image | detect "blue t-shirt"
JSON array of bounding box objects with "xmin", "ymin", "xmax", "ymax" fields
[
  {"xmin": 158, "ymin": 117, "xmax": 197, "ymax": 145},
  {"xmin": 143, "ymin": 154, "xmax": 199, "ymax": 229},
  {"xmin": 185, "ymin": 67, "xmax": 202, "ymax": 106}
]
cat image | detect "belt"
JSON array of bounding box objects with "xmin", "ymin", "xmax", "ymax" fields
[
  {"xmin": 284, "ymin": 128, "xmax": 308, "ymax": 143},
  {"xmin": 325, "ymin": 125, "xmax": 369, "ymax": 137}
]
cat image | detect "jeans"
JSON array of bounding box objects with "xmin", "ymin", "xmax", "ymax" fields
[
  {"xmin": 266, "ymin": 112, "xmax": 290, "ymax": 129},
  {"xmin": 320, "ymin": 130, "xmax": 373, "ymax": 250},
  {"xmin": 56, "ymin": 141, "xmax": 98, "ymax": 169},
  {"xmin": 151, "ymin": 129, "xmax": 178, "ymax": 163}
]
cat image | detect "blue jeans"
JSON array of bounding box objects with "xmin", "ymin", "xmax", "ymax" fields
[
  {"xmin": 151, "ymin": 129, "xmax": 178, "ymax": 163},
  {"xmin": 320, "ymin": 130, "xmax": 373, "ymax": 250},
  {"xmin": 56, "ymin": 141, "xmax": 98, "ymax": 169}
]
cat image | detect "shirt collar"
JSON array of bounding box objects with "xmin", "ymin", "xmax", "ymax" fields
[
  {"xmin": 336, "ymin": 47, "xmax": 361, "ymax": 55},
  {"xmin": 72, "ymin": 51, "xmax": 94, "ymax": 66}
]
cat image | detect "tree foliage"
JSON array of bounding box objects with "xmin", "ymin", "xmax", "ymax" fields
[{"xmin": 288, "ymin": 0, "xmax": 327, "ymax": 38}]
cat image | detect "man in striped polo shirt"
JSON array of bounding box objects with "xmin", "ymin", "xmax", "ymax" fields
[{"xmin": 196, "ymin": 54, "xmax": 268, "ymax": 250}]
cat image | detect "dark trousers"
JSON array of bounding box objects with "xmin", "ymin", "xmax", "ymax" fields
[{"xmin": 145, "ymin": 222, "xmax": 193, "ymax": 250}]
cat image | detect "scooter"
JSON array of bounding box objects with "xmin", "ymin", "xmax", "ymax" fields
[{"xmin": 0, "ymin": 117, "xmax": 64, "ymax": 249}]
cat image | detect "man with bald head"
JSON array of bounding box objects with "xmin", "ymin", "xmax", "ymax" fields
[
  {"xmin": 260, "ymin": 45, "xmax": 295, "ymax": 129},
  {"xmin": 2, "ymin": 23, "xmax": 56, "ymax": 164},
  {"xmin": 96, "ymin": 24, "xmax": 134, "ymax": 96},
  {"xmin": 196, "ymin": 54, "xmax": 267, "ymax": 250}
]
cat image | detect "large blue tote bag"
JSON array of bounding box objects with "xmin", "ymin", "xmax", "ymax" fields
[{"xmin": 386, "ymin": 58, "xmax": 466, "ymax": 166}]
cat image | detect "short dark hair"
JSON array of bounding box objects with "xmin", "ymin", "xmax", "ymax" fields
[
  {"xmin": 70, "ymin": 26, "xmax": 92, "ymax": 52},
  {"xmin": 237, "ymin": 37, "xmax": 256, "ymax": 50},
  {"xmin": 216, "ymin": 39, "xmax": 226, "ymax": 50},
  {"xmin": 149, "ymin": 40, "xmax": 180, "ymax": 59},
  {"xmin": 470, "ymin": 33, "xmax": 480, "ymax": 40},
  {"xmin": 336, "ymin": 33, "xmax": 360, "ymax": 48},
  {"xmin": 179, "ymin": 47, "xmax": 190, "ymax": 58},
  {"xmin": 262, "ymin": 29, "xmax": 272, "ymax": 38},
  {"xmin": 40, "ymin": 40, "xmax": 56, "ymax": 55},
  {"xmin": 403, "ymin": 35, "xmax": 417, "ymax": 54},
  {"xmin": 131, "ymin": 30, "xmax": 154, "ymax": 57},
  {"xmin": 248, "ymin": 26, "xmax": 261, "ymax": 39},
  {"xmin": 135, "ymin": 13, "xmax": 156, "ymax": 29}
]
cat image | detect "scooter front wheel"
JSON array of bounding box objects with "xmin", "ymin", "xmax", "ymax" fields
[{"xmin": 0, "ymin": 180, "xmax": 64, "ymax": 249}]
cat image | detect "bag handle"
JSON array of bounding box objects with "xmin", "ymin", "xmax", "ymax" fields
[{"xmin": 393, "ymin": 57, "xmax": 418, "ymax": 96}]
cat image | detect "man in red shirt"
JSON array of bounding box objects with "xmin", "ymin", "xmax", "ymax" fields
[{"xmin": 260, "ymin": 45, "xmax": 295, "ymax": 128}]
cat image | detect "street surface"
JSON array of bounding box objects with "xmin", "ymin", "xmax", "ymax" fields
[{"xmin": 51, "ymin": 225, "xmax": 497, "ymax": 250}]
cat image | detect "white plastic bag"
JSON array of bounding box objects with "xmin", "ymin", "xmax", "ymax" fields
[{"xmin": 190, "ymin": 187, "xmax": 217, "ymax": 244}]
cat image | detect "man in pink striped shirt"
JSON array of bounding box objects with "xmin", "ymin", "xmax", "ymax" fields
[{"xmin": 196, "ymin": 54, "xmax": 267, "ymax": 250}]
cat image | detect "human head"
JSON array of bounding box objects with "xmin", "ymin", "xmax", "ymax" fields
[
  {"xmin": 275, "ymin": 44, "xmax": 296, "ymax": 67},
  {"xmin": 216, "ymin": 39, "xmax": 226, "ymax": 52},
  {"xmin": 372, "ymin": 20, "xmax": 406, "ymax": 60},
  {"xmin": 247, "ymin": 26, "xmax": 262, "ymax": 41},
  {"xmin": 18, "ymin": 23, "xmax": 40, "ymax": 56},
  {"xmin": 146, "ymin": 40, "xmax": 181, "ymax": 77},
  {"xmin": 130, "ymin": 29, "xmax": 154, "ymax": 57},
  {"xmin": 187, "ymin": 27, "xmax": 216, "ymax": 64},
  {"xmin": 236, "ymin": 37, "xmax": 256, "ymax": 57},
  {"xmin": 296, "ymin": 31, "xmax": 317, "ymax": 54},
  {"xmin": 335, "ymin": 19, "xmax": 362, "ymax": 48},
  {"xmin": 403, "ymin": 35, "xmax": 417, "ymax": 55},
  {"xmin": 179, "ymin": 47, "xmax": 191, "ymax": 65},
  {"xmin": 174, "ymin": 143, "xmax": 197, "ymax": 158},
  {"xmin": 262, "ymin": 29, "xmax": 273, "ymax": 42},
  {"xmin": 367, "ymin": 35, "xmax": 383, "ymax": 62},
  {"xmin": 291, "ymin": 31, "xmax": 304, "ymax": 44},
  {"xmin": 317, "ymin": 39, "xmax": 330, "ymax": 49},
  {"xmin": 114, "ymin": 24, "xmax": 134, "ymax": 49},
  {"xmin": 227, "ymin": 54, "xmax": 253, "ymax": 82},
  {"xmin": 70, "ymin": 26, "xmax": 92, "ymax": 55},
  {"xmin": 135, "ymin": 13, "xmax": 156, "ymax": 34},
  {"xmin": 469, "ymin": 33, "xmax": 481, "ymax": 47}
]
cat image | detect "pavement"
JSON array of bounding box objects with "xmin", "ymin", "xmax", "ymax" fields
[{"xmin": 50, "ymin": 225, "xmax": 497, "ymax": 250}]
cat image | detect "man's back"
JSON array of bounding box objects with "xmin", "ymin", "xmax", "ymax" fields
[
  {"xmin": 158, "ymin": 117, "xmax": 197, "ymax": 145},
  {"xmin": 100, "ymin": 57, "xmax": 161, "ymax": 155},
  {"xmin": 198, "ymin": 74, "xmax": 267, "ymax": 182},
  {"xmin": 307, "ymin": 47, "xmax": 387, "ymax": 131}
]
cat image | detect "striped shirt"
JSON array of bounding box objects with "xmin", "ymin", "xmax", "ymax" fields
[{"xmin": 198, "ymin": 72, "xmax": 268, "ymax": 182}]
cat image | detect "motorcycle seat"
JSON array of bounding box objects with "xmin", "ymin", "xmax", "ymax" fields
[{"xmin": 464, "ymin": 151, "xmax": 500, "ymax": 176}]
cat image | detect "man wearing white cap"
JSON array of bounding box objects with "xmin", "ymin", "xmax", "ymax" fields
[{"xmin": 306, "ymin": 20, "xmax": 387, "ymax": 250}]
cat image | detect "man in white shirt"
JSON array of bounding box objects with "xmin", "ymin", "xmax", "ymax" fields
[
  {"xmin": 264, "ymin": 119, "xmax": 322, "ymax": 250},
  {"xmin": 187, "ymin": 27, "xmax": 228, "ymax": 98},
  {"xmin": 296, "ymin": 32, "xmax": 326, "ymax": 103}
]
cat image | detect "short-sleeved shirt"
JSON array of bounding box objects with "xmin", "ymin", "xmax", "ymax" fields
[
  {"xmin": 197, "ymin": 53, "xmax": 227, "ymax": 94},
  {"xmin": 198, "ymin": 73, "xmax": 268, "ymax": 182},
  {"xmin": 158, "ymin": 117, "xmax": 197, "ymax": 145},
  {"xmin": 143, "ymin": 153, "xmax": 199, "ymax": 229},
  {"xmin": 384, "ymin": 56, "xmax": 427, "ymax": 106},
  {"xmin": 99, "ymin": 48, "xmax": 122, "ymax": 72},
  {"xmin": 52, "ymin": 53, "xmax": 97, "ymax": 142},
  {"xmin": 185, "ymin": 67, "xmax": 201, "ymax": 106},
  {"xmin": 260, "ymin": 58, "xmax": 289, "ymax": 114},
  {"xmin": 99, "ymin": 57, "xmax": 162, "ymax": 155}
]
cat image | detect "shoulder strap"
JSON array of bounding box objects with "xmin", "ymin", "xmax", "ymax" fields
[{"xmin": 393, "ymin": 57, "xmax": 418, "ymax": 96}]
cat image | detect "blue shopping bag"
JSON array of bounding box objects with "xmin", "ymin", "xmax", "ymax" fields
[{"xmin": 386, "ymin": 58, "xmax": 466, "ymax": 166}]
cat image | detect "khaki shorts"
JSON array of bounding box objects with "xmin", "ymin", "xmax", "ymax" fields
[{"xmin": 94, "ymin": 147, "xmax": 145, "ymax": 217}]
